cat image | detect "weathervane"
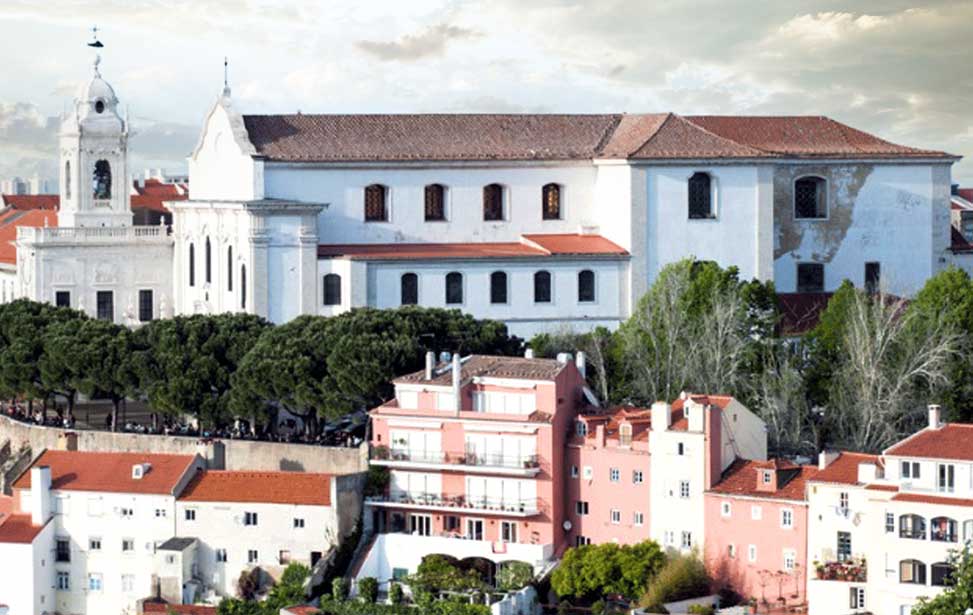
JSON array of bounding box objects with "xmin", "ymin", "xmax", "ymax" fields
[
  {"xmin": 88, "ymin": 26, "xmax": 103, "ymax": 48},
  {"xmin": 222, "ymin": 56, "xmax": 231, "ymax": 97}
]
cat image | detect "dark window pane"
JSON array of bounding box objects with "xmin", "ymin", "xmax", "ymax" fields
[
  {"xmin": 323, "ymin": 274, "xmax": 342, "ymax": 306},
  {"xmin": 241, "ymin": 264, "xmax": 247, "ymax": 310},
  {"xmin": 189, "ymin": 243, "xmax": 195, "ymax": 287},
  {"xmin": 55, "ymin": 291, "xmax": 70, "ymax": 308},
  {"xmin": 688, "ymin": 172, "xmax": 713, "ymax": 219},
  {"xmin": 93, "ymin": 159, "xmax": 111, "ymax": 199},
  {"xmin": 931, "ymin": 563, "xmax": 953, "ymax": 586},
  {"xmin": 425, "ymin": 184, "xmax": 446, "ymax": 221},
  {"xmin": 578, "ymin": 270, "xmax": 595, "ymax": 302},
  {"xmin": 483, "ymin": 184, "xmax": 504, "ymax": 221},
  {"xmin": 542, "ymin": 184, "xmax": 561, "ymax": 220},
  {"xmin": 490, "ymin": 271, "xmax": 507, "ymax": 304},
  {"xmin": 865, "ymin": 262, "xmax": 880, "ymax": 294},
  {"xmin": 445, "ymin": 272, "xmax": 463, "ymax": 304},
  {"xmin": 205, "ymin": 237, "xmax": 212, "ymax": 284},
  {"xmin": 401, "ymin": 273, "xmax": 418, "ymax": 305},
  {"xmin": 364, "ymin": 184, "xmax": 387, "ymax": 222},
  {"xmin": 65, "ymin": 161, "xmax": 71, "ymax": 200},
  {"xmin": 138, "ymin": 289, "xmax": 153, "ymax": 322},
  {"xmin": 534, "ymin": 271, "xmax": 551, "ymax": 303},
  {"xmin": 797, "ymin": 263, "xmax": 824, "ymax": 293},
  {"xmin": 795, "ymin": 177, "xmax": 826, "ymax": 218},
  {"xmin": 96, "ymin": 291, "xmax": 113, "ymax": 321},
  {"xmin": 227, "ymin": 246, "xmax": 233, "ymax": 292}
]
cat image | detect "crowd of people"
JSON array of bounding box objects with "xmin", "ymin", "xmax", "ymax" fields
[{"xmin": 1, "ymin": 400, "xmax": 366, "ymax": 448}]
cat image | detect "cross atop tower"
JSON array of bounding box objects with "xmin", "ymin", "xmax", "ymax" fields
[{"xmin": 88, "ymin": 25, "xmax": 104, "ymax": 48}]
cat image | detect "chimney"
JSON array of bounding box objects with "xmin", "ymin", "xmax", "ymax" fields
[
  {"xmin": 451, "ymin": 353, "xmax": 462, "ymax": 413},
  {"xmin": 594, "ymin": 423, "xmax": 606, "ymax": 448},
  {"xmin": 524, "ymin": 348, "xmax": 534, "ymax": 359},
  {"xmin": 818, "ymin": 450, "xmax": 840, "ymax": 470},
  {"xmin": 556, "ymin": 352, "xmax": 572, "ymax": 365},
  {"xmin": 928, "ymin": 404, "xmax": 942, "ymax": 429},
  {"xmin": 687, "ymin": 399, "xmax": 705, "ymax": 432},
  {"xmin": 424, "ymin": 351, "xmax": 435, "ymax": 380},
  {"xmin": 857, "ymin": 462, "xmax": 877, "ymax": 484},
  {"xmin": 651, "ymin": 401, "xmax": 672, "ymax": 432},
  {"xmin": 30, "ymin": 466, "xmax": 51, "ymax": 526},
  {"xmin": 575, "ymin": 352, "xmax": 586, "ymax": 380}
]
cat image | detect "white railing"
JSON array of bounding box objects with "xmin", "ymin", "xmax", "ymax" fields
[{"xmin": 17, "ymin": 225, "xmax": 170, "ymax": 243}]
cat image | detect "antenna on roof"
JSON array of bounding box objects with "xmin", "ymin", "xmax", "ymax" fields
[{"xmin": 222, "ymin": 56, "xmax": 231, "ymax": 97}]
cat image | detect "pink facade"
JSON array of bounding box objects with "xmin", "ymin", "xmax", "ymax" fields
[{"xmin": 704, "ymin": 460, "xmax": 815, "ymax": 607}]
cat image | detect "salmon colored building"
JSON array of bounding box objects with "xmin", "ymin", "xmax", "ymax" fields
[{"xmin": 704, "ymin": 459, "xmax": 817, "ymax": 609}]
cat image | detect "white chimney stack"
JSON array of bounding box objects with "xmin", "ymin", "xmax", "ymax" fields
[
  {"xmin": 30, "ymin": 466, "xmax": 51, "ymax": 526},
  {"xmin": 651, "ymin": 401, "xmax": 672, "ymax": 432},
  {"xmin": 556, "ymin": 352, "xmax": 572, "ymax": 365},
  {"xmin": 818, "ymin": 450, "xmax": 840, "ymax": 470},
  {"xmin": 424, "ymin": 351, "xmax": 435, "ymax": 380},
  {"xmin": 575, "ymin": 352, "xmax": 586, "ymax": 380},
  {"xmin": 524, "ymin": 348, "xmax": 534, "ymax": 359},
  {"xmin": 928, "ymin": 404, "xmax": 942, "ymax": 429},
  {"xmin": 451, "ymin": 353, "xmax": 462, "ymax": 413}
]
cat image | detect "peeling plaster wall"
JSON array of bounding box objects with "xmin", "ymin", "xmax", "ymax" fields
[{"xmin": 773, "ymin": 164, "xmax": 947, "ymax": 295}]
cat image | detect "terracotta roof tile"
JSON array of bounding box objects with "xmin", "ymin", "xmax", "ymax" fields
[
  {"xmin": 143, "ymin": 603, "xmax": 218, "ymax": 615},
  {"xmin": 958, "ymin": 188, "xmax": 973, "ymax": 202},
  {"xmin": 0, "ymin": 209, "xmax": 57, "ymax": 265},
  {"xmin": 0, "ymin": 513, "xmax": 45, "ymax": 543},
  {"xmin": 177, "ymin": 470, "xmax": 332, "ymax": 506},
  {"xmin": 395, "ymin": 354, "xmax": 567, "ymax": 386},
  {"xmin": 891, "ymin": 492, "xmax": 973, "ymax": 508},
  {"xmin": 318, "ymin": 234, "xmax": 628, "ymax": 261},
  {"xmin": 521, "ymin": 234, "xmax": 627, "ymax": 255},
  {"xmin": 671, "ymin": 394, "xmax": 734, "ymax": 429},
  {"xmin": 627, "ymin": 114, "xmax": 770, "ymax": 159},
  {"xmin": 865, "ymin": 484, "xmax": 898, "ymax": 492},
  {"xmin": 884, "ymin": 423, "xmax": 973, "ymax": 461},
  {"xmin": 0, "ymin": 195, "xmax": 59, "ymax": 210},
  {"xmin": 709, "ymin": 459, "xmax": 818, "ymax": 501},
  {"xmin": 13, "ymin": 450, "xmax": 196, "ymax": 495},
  {"xmin": 577, "ymin": 406, "xmax": 654, "ymax": 443},
  {"xmin": 808, "ymin": 452, "xmax": 880, "ymax": 485},
  {"xmin": 132, "ymin": 179, "xmax": 188, "ymax": 213}
]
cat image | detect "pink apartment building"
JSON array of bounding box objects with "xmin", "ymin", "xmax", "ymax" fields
[{"xmin": 704, "ymin": 459, "xmax": 816, "ymax": 609}]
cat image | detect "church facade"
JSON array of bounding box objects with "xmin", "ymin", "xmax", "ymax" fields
[{"xmin": 1, "ymin": 57, "xmax": 963, "ymax": 337}]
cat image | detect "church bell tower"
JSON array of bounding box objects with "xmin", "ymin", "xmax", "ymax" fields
[{"xmin": 58, "ymin": 52, "xmax": 132, "ymax": 228}]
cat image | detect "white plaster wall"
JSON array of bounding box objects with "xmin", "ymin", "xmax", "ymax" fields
[
  {"xmin": 806, "ymin": 483, "xmax": 870, "ymax": 615},
  {"xmin": 648, "ymin": 429, "xmax": 708, "ymax": 552},
  {"xmin": 645, "ymin": 165, "xmax": 766, "ymax": 286},
  {"xmin": 722, "ymin": 399, "xmax": 768, "ymax": 467},
  {"xmin": 263, "ymin": 164, "xmax": 600, "ymax": 245},
  {"xmin": 188, "ymin": 102, "xmax": 263, "ymax": 201},
  {"xmin": 174, "ymin": 500, "xmax": 339, "ymax": 598},
  {"xmin": 0, "ymin": 268, "xmax": 20, "ymax": 304},
  {"xmin": 0, "ymin": 522, "xmax": 54, "ymax": 615}
]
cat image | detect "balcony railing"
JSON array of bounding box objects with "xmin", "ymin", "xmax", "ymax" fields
[
  {"xmin": 367, "ymin": 491, "xmax": 542, "ymax": 516},
  {"xmin": 17, "ymin": 225, "xmax": 170, "ymax": 243},
  {"xmin": 462, "ymin": 452, "xmax": 540, "ymax": 470},
  {"xmin": 374, "ymin": 447, "xmax": 540, "ymax": 471},
  {"xmin": 814, "ymin": 558, "xmax": 866, "ymax": 582},
  {"xmin": 899, "ymin": 528, "xmax": 926, "ymax": 540}
]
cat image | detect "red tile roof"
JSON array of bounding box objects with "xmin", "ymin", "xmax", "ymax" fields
[
  {"xmin": 143, "ymin": 603, "xmax": 218, "ymax": 615},
  {"xmin": 865, "ymin": 484, "xmax": 898, "ymax": 492},
  {"xmin": 0, "ymin": 195, "xmax": 59, "ymax": 210},
  {"xmin": 884, "ymin": 423, "xmax": 973, "ymax": 461},
  {"xmin": 577, "ymin": 406, "xmax": 654, "ymax": 443},
  {"xmin": 957, "ymin": 188, "xmax": 973, "ymax": 202},
  {"xmin": 892, "ymin": 492, "xmax": 973, "ymax": 508},
  {"xmin": 318, "ymin": 234, "xmax": 628, "ymax": 261},
  {"xmin": 0, "ymin": 513, "xmax": 45, "ymax": 544},
  {"xmin": 808, "ymin": 452, "xmax": 880, "ymax": 485},
  {"xmin": 132, "ymin": 179, "xmax": 188, "ymax": 213},
  {"xmin": 776, "ymin": 292, "xmax": 833, "ymax": 336},
  {"xmin": 394, "ymin": 354, "xmax": 568, "ymax": 386},
  {"xmin": 0, "ymin": 208, "xmax": 57, "ymax": 265},
  {"xmin": 177, "ymin": 470, "xmax": 332, "ymax": 506},
  {"xmin": 13, "ymin": 450, "xmax": 196, "ymax": 495},
  {"xmin": 242, "ymin": 113, "xmax": 953, "ymax": 162},
  {"xmin": 709, "ymin": 459, "xmax": 817, "ymax": 501},
  {"xmin": 669, "ymin": 394, "xmax": 734, "ymax": 431}
]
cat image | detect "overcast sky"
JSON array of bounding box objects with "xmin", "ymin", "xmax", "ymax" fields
[{"xmin": 1, "ymin": 1, "xmax": 971, "ymax": 184}]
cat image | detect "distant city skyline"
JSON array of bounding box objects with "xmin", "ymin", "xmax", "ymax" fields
[{"xmin": 1, "ymin": 0, "xmax": 971, "ymax": 185}]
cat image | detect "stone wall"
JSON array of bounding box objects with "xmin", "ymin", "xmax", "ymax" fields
[{"xmin": 0, "ymin": 414, "xmax": 368, "ymax": 483}]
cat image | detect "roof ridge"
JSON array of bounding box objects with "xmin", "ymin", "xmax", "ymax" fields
[
  {"xmin": 679, "ymin": 114, "xmax": 774, "ymax": 157},
  {"xmin": 625, "ymin": 112, "xmax": 675, "ymax": 157}
]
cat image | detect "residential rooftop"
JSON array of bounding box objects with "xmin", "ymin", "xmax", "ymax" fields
[
  {"xmin": 13, "ymin": 450, "xmax": 197, "ymax": 495},
  {"xmin": 177, "ymin": 470, "xmax": 332, "ymax": 506}
]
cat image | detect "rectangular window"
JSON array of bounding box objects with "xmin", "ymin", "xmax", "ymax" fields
[
  {"xmin": 154, "ymin": 508, "xmax": 166, "ymax": 518},
  {"xmin": 138, "ymin": 289, "xmax": 153, "ymax": 322},
  {"xmin": 122, "ymin": 538, "xmax": 134, "ymax": 552},
  {"xmin": 55, "ymin": 291, "xmax": 70, "ymax": 307},
  {"xmin": 721, "ymin": 502, "xmax": 731, "ymax": 517},
  {"xmin": 96, "ymin": 290, "xmax": 114, "ymax": 321},
  {"xmin": 837, "ymin": 531, "xmax": 852, "ymax": 562},
  {"xmin": 865, "ymin": 262, "xmax": 880, "ymax": 294},
  {"xmin": 244, "ymin": 512, "xmax": 258, "ymax": 526},
  {"xmin": 677, "ymin": 442, "xmax": 685, "ymax": 455},
  {"xmin": 571, "ymin": 465, "xmax": 579, "ymax": 478},
  {"xmin": 392, "ymin": 567, "xmax": 409, "ymax": 581},
  {"xmin": 89, "ymin": 537, "xmax": 101, "ymax": 551},
  {"xmin": 57, "ymin": 571, "xmax": 70, "ymax": 590},
  {"xmin": 609, "ymin": 468, "xmax": 620, "ymax": 483},
  {"xmin": 781, "ymin": 509, "xmax": 794, "ymax": 529},
  {"xmin": 681, "ymin": 531, "xmax": 692, "ymax": 549},
  {"xmin": 762, "ymin": 470, "xmax": 773, "ymax": 484},
  {"xmin": 610, "ymin": 509, "xmax": 621, "ymax": 525},
  {"xmin": 885, "ymin": 512, "xmax": 895, "ymax": 533},
  {"xmin": 56, "ymin": 539, "xmax": 70, "ymax": 562},
  {"xmin": 633, "ymin": 512, "xmax": 644, "ymax": 526},
  {"xmin": 796, "ymin": 263, "xmax": 824, "ymax": 293},
  {"xmin": 294, "ymin": 518, "xmax": 305, "ymax": 528},
  {"xmin": 748, "ymin": 544, "xmax": 757, "ymax": 563},
  {"xmin": 751, "ymin": 505, "xmax": 762, "ymax": 520},
  {"xmin": 215, "ymin": 549, "xmax": 227, "ymax": 562},
  {"xmin": 248, "ymin": 549, "xmax": 258, "ymax": 564},
  {"xmin": 679, "ymin": 480, "xmax": 690, "ymax": 499},
  {"xmin": 575, "ymin": 421, "xmax": 588, "ymax": 437},
  {"xmin": 279, "ymin": 550, "xmax": 292, "ymax": 565},
  {"xmin": 728, "ymin": 544, "xmax": 736, "ymax": 559},
  {"xmin": 88, "ymin": 573, "xmax": 103, "ymax": 592},
  {"xmin": 119, "ymin": 507, "xmax": 133, "ymax": 518},
  {"xmin": 784, "ymin": 549, "xmax": 796, "ymax": 571},
  {"xmin": 849, "ymin": 587, "xmax": 865, "ymax": 610},
  {"xmin": 121, "ymin": 574, "xmax": 134, "ymax": 593},
  {"xmin": 185, "ymin": 509, "xmax": 196, "ymax": 521},
  {"xmin": 501, "ymin": 520, "xmax": 518, "ymax": 543},
  {"xmin": 574, "ymin": 535, "xmax": 590, "ymax": 547},
  {"xmin": 938, "ymin": 463, "xmax": 955, "ymax": 493},
  {"xmin": 575, "ymin": 501, "xmax": 589, "ymax": 516},
  {"xmin": 633, "ymin": 470, "xmax": 644, "ymax": 484},
  {"xmin": 794, "ymin": 177, "xmax": 827, "ymax": 219},
  {"xmin": 839, "ymin": 492, "xmax": 849, "ymax": 511}
]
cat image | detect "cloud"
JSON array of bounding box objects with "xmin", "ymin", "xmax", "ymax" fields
[{"xmin": 355, "ymin": 23, "xmax": 479, "ymax": 61}]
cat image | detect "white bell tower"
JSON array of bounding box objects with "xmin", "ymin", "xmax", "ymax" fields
[{"xmin": 58, "ymin": 53, "xmax": 132, "ymax": 228}]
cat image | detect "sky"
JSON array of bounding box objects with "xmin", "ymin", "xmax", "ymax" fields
[{"xmin": 1, "ymin": 0, "xmax": 971, "ymax": 185}]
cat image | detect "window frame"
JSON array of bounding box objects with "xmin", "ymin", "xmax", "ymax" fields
[
  {"xmin": 796, "ymin": 262, "xmax": 825, "ymax": 293},
  {"xmin": 542, "ymin": 183, "xmax": 562, "ymax": 220},
  {"xmin": 138, "ymin": 289, "xmax": 154, "ymax": 322},
  {"xmin": 96, "ymin": 290, "xmax": 114, "ymax": 321},
  {"xmin": 577, "ymin": 269, "xmax": 596, "ymax": 303},
  {"xmin": 781, "ymin": 508, "xmax": 794, "ymax": 529},
  {"xmin": 899, "ymin": 559, "xmax": 926, "ymax": 585},
  {"xmin": 400, "ymin": 272, "xmax": 419, "ymax": 305},
  {"xmin": 489, "ymin": 271, "xmax": 508, "ymax": 305},
  {"xmin": 55, "ymin": 290, "xmax": 71, "ymax": 308},
  {"xmin": 721, "ymin": 501, "xmax": 731, "ymax": 517},
  {"xmin": 424, "ymin": 183, "xmax": 447, "ymax": 222},
  {"xmin": 793, "ymin": 175, "xmax": 828, "ymax": 220},
  {"xmin": 533, "ymin": 270, "xmax": 552, "ymax": 304},
  {"xmin": 364, "ymin": 184, "xmax": 390, "ymax": 222},
  {"xmin": 323, "ymin": 273, "xmax": 342, "ymax": 306},
  {"xmin": 687, "ymin": 171, "xmax": 716, "ymax": 220},
  {"xmin": 482, "ymin": 183, "xmax": 506, "ymax": 221},
  {"xmin": 445, "ymin": 271, "xmax": 464, "ymax": 305}
]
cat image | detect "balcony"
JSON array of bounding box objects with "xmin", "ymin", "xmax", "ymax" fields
[
  {"xmin": 17, "ymin": 225, "xmax": 171, "ymax": 244},
  {"xmin": 366, "ymin": 491, "xmax": 543, "ymax": 517},
  {"xmin": 814, "ymin": 557, "xmax": 866, "ymax": 583},
  {"xmin": 370, "ymin": 446, "xmax": 541, "ymax": 477}
]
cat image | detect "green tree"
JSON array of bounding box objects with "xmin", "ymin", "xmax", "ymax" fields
[
  {"xmin": 552, "ymin": 540, "xmax": 665, "ymax": 602},
  {"xmin": 72, "ymin": 319, "xmax": 138, "ymax": 431},
  {"xmin": 910, "ymin": 545, "xmax": 973, "ymax": 615},
  {"xmin": 639, "ymin": 551, "xmax": 711, "ymax": 611},
  {"xmin": 409, "ymin": 554, "xmax": 483, "ymax": 594},
  {"xmin": 38, "ymin": 315, "xmax": 89, "ymax": 420},
  {"xmin": 802, "ymin": 280, "xmax": 858, "ymax": 407},
  {"xmin": 357, "ymin": 576, "xmax": 378, "ymax": 603}
]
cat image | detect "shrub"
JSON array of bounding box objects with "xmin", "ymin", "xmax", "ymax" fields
[
  {"xmin": 332, "ymin": 577, "xmax": 348, "ymax": 601},
  {"xmin": 552, "ymin": 540, "xmax": 665, "ymax": 601},
  {"xmin": 496, "ymin": 561, "xmax": 534, "ymax": 591},
  {"xmin": 639, "ymin": 552, "xmax": 711, "ymax": 611},
  {"xmin": 358, "ymin": 577, "xmax": 378, "ymax": 603},
  {"xmin": 237, "ymin": 568, "xmax": 261, "ymax": 600},
  {"xmin": 688, "ymin": 604, "xmax": 715, "ymax": 615},
  {"xmin": 388, "ymin": 581, "xmax": 403, "ymax": 605}
]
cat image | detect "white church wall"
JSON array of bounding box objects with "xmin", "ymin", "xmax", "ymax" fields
[
  {"xmin": 262, "ymin": 163, "xmax": 601, "ymax": 245},
  {"xmin": 188, "ymin": 101, "xmax": 263, "ymax": 202}
]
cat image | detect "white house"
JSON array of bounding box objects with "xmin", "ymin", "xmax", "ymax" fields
[{"xmin": 0, "ymin": 473, "xmax": 55, "ymax": 615}]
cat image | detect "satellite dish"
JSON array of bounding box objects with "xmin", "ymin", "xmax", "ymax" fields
[{"xmin": 562, "ymin": 520, "xmax": 573, "ymax": 531}]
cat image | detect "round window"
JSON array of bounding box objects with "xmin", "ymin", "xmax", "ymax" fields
[{"xmin": 95, "ymin": 100, "xmax": 105, "ymax": 114}]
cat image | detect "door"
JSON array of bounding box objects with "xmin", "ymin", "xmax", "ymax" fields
[
  {"xmin": 466, "ymin": 518, "xmax": 484, "ymax": 541},
  {"xmin": 501, "ymin": 521, "xmax": 518, "ymax": 543},
  {"xmin": 410, "ymin": 514, "xmax": 432, "ymax": 536}
]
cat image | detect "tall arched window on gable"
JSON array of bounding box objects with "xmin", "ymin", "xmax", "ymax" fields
[
  {"xmin": 401, "ymin": 273, "xmax": 418, "ymax": 305},
  {"xmin": 364, "ymin": 184, "xmax": 388, "ymax": 222},
  {"xmin": 688, "ymin": 172, "xmax": 713, "ymax": 219},
  {"xmin": 204, "ymin": 237, "xmax": 212, "ymax": 284},
  {"xmin": 794, "ymin": 176, "xmax": 827, "ymax": 219},
  {"xmin": 534, "ymin": 271, "xmax": 552, "ymax": 303},
  {"xmin": 542, "ymin": 183, "xmax": 561, "ymax": 220},
  {"xmin": 578, "ymin": 270, "xmax": 595, "ymax": 303},
  {"xmin": 227, "ymin": 246, "xmax": 233, "ymax": 292},
  {"xmin": 445, "ymin": 272, "xmax": 463, "ymax": 304},
  {"xmin": 323, "ymin": 273, "xmax": 342, "ymax": 306},
  {"xmin": 65, "ymin": 161, "xmax": 71, "ymax": 200},
  {"xmin": 240, "ymin": 264, "xmax": 247, "ymax": 310},
  {"xmin": 93, "ymin": 160, "xmax": 112, "ymax": 199},
  {"xmin": 490, "ymin": 271, "xmax": 508, "ymax": 304},
  {"xmin": 425, "ymin": 184, "xmax": 446, "ymax": 221},
  {"xmin": 483, "ymin": 184, "xmax": 504, "ymax": 221},
  {"xmin": 188, "ymin": 243, "xmax": 196, "ymax": 287}
]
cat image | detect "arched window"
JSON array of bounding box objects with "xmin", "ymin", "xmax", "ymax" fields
[
  {"xmin": 619, "ymin": 423, "xmax": 632, "ymax": 446},
  {"xmin": 490, "ymin": 271, "xmax": 508, "ymax": 304},
  {"xmin": 688, "ymin": 172, "xmax": 713, "ymax": 219},
  {"xmin": 534, "ymin": 271, "xmax": 552, "ymax": 303},
  {"xmin": 227, "ymin": 246, "xmax": 233, "ymax": 292},
  {"xmin": 425, "ymin": 184, "xmax": 446, "ymax": 221},
  {"xmin": 794, "ymin": 176, "xmax": 827, "ymax": 219},
  {"xmin": 188, "ymin": 243, "xmax": 196, "ymax": 287},
  {"xmin": 931, "ymin": 517, "xmax": 957, "ymax": 542},
  {"xmin": 899, "ymin": 559, "xmax": 926, "ymax": 584},
  {"xmin": 445, "ymin": 272, "xmax": 463, "ymax": 304},
  {"xmin": 542, "ymin": 183, "xmax": 561, "ymax": 220},
  {"xmin": 931, "ymin": 562, "xmax": 954, "ymax": 586},
  {"xmin": 364, "ymin": 184, "xmax": 388, "ymax": 222},
  {"xmin": 899, "ymin": 514, "xmax": 926, "ymax": 539},
  {"xmin": 483, "ymin": 184, "xmax": 504, "ymax": 221},
  {"xmin": 240, "ymin": 264, "xmax": 247, "ymax": 310},
  {"xmin": 578, "ymin": 270, "xmax": 595, "ymax": 303},
  {"xmin": 204, "ymin": 237, "xmax": 212, "ymax": 284},
  {"xmin": 65, "ymin": 161, "xmax": 71, "ymax": 200},
  {"xmin": 93, "ymin": 160, "xmax": 111, "ymax": 199},
  {"xmin": 323, "ymin": 273, "xmax": 342, "ymax": 306},
  {"xmin": 401, "ymin": 273, "xmax": 419, "ymax": 305}
]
